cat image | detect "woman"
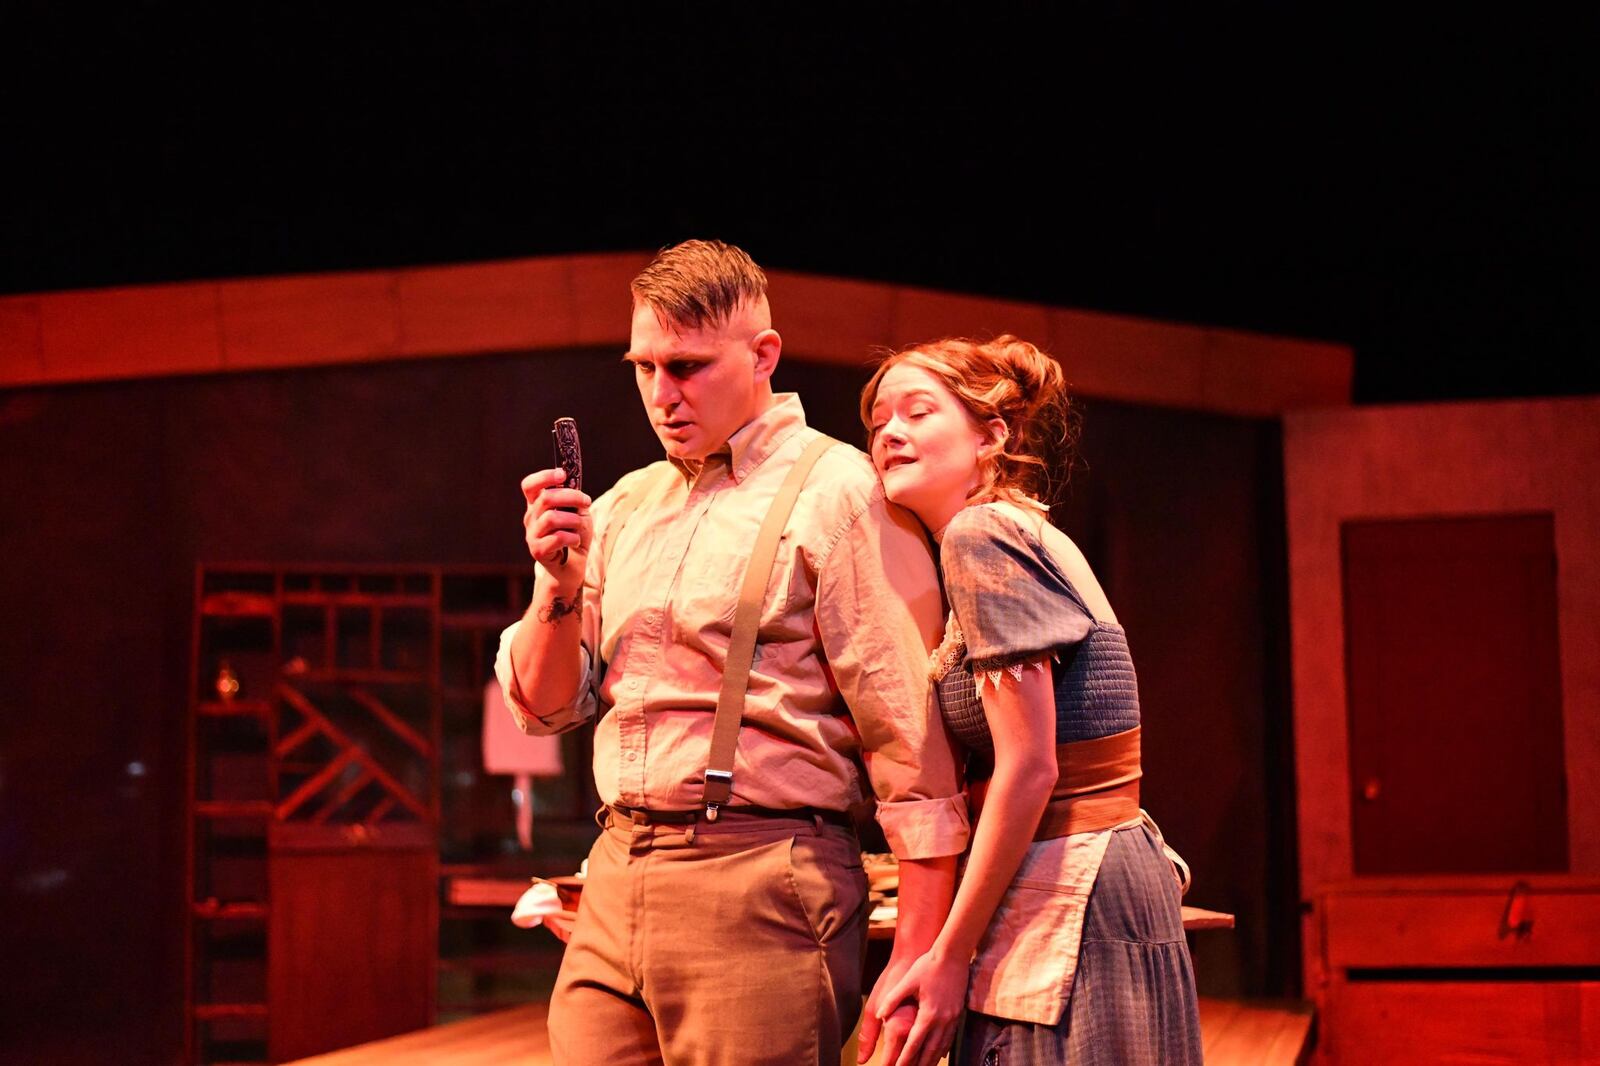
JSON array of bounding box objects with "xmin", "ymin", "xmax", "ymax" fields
[{"xmin": 860, "ymin": 336, "xmax": 1201, "ymax": 1066}]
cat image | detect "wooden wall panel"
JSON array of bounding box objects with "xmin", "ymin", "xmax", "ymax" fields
[
  {"xmin": 41, "ymin": 283, "xmax": 222, "ymax": 381},
  {"xmin": 0, "ymin": 297, "xmax": 43, "ymax": 384},
  {"xmin": 766, "ymin": 270, "xmax": 896, "ymax": 367},
  {"xmin": 1048, "ymin": 308, "xmax": 1208, "ymax": 411},
  {"xmin": 570, "ymin": 252, "xmax": 650, "ymax": 347},
  {"xmin": 397, "ymin": 258, "xmax": 576, "ymax": 355},
  {"xmin": 0, "ymin": 252, "xmax": 1352, "ymax": 416},
  {"xmin": 220, "ymin": 272, "xmax": 401, "ymax": 370},
  {"xmin": 891, "ymin": 287, "xmax": 1053, "ymax": 353},
  {"xmin": 1203, "ymin": 326, "xmax": 1355, "ymax": 414}
]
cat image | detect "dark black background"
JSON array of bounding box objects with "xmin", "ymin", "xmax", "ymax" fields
[{"xmin": 3, "ymin": 4, "xmax": 1595, "ymax": 403}]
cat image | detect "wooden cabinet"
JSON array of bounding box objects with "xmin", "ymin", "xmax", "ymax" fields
[
  {"xmin": 268, "ymin": 824, "xmax": 438, "ymax": 1062},
  {"xmin": 1284, "ymin": 401, "xmax": 1600, "ymax": 1064},
  {"xmin": 1320, "ymin": 978, "xmax": 1600, "ymax": 1064},
  {"xmin": 1312, "ymin": 877, "xmax": 1600, "ymax": 1064}
]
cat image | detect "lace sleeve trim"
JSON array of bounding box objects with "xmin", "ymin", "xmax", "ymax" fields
[
  {"xmin": 930, "ymin": 613, "xmax": 1061, "ymax": 693},
  {"xmin": 968, "ymin": 649, "xmax": 1060, "ymax": 695},
  {"xmin": 929, "ymin": 613, "xmax": 967, "ymax": 682}
]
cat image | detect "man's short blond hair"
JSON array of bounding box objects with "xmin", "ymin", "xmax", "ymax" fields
[{"xmin": 630, "ymin": 239, "xmax": 769, "ymax": 331}]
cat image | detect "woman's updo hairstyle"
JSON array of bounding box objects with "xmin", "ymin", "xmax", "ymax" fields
[{"xmin": 860, "ymin": 334, "xmax": 1080, "ymax": 509}]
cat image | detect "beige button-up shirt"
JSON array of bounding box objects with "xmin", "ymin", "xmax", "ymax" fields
[{"xmin": 496, "ymin": 395, "xmax": 970, "ymax": 860}]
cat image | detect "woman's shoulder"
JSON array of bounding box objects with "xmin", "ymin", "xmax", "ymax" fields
[
  {"xmin": 942, "ymin": 500, "xmax": 1048, "ymax": 556},
  {"xmin": 950, "ymin": 502, "xmax": 1119, "ymax": 626},
  {"xmin": 939, "ymin": 502, "xmax": 1054, "ymax": 589},
  {"xmin": 939, "ymin": 501, "xmax": 1099, "ymax": 656}
]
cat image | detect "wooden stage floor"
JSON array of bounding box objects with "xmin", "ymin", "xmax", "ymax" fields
[{"xmin": 287, "ymin": 996, "xmax": 1313, "ymax": 1065}]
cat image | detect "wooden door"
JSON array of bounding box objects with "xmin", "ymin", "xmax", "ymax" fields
[{"xmin": 1341, "ymin": 513, "xmax": 1566, "ymax": 876}]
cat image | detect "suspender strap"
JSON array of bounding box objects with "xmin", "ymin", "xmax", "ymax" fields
[{"xmin": 702, "ymin": 434, "xmax": 838, "ymax": 820}]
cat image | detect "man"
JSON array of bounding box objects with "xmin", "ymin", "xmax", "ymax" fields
[{"xmin": 498, "ymin": 240, "xmax": 967, "ymax": 1065}]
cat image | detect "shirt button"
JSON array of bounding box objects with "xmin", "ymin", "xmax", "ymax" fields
[{"xmin": 626, "ymin": 751, "xmax": 638, "ymax": 761}]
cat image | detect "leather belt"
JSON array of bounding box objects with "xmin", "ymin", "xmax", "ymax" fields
[{"xmin": 607, "ymin": 803, "xmax": 854, "ymax": 830}]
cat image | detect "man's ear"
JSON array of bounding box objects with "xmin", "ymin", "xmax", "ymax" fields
[{"xmin": 751, "ymin": 328, "xmax": 782, "ymax": 384}]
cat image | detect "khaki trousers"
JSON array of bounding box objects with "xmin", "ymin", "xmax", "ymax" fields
[{"xmin": 549, "ymin": 810, "xmax": 868, "ymax": 1066}]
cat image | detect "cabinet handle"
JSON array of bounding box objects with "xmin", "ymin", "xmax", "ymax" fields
[{"xmin": 1499, "ymin": 880, "xmax": 1534, "ymax": 941}]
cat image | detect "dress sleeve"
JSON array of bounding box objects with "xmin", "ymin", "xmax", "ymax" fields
[{"xmin": 940, "ymin": 505, "xmax": 1094, "ymax": 673}]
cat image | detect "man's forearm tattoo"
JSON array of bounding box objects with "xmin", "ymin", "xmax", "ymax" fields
[{"xmin": 538, "ymin": 594, "xmax": 580, "ymax": 626}]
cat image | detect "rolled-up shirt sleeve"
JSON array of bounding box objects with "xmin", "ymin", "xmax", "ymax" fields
[
  {"xmin": 816, "ymin": 492, "xmax": 970, "ymax": 860},
  {"xmin": 494, "ymin": 613, "xmax": 596, "ymax": 735}
]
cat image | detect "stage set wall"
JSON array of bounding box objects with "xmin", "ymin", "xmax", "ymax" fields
[{"xmin": 0, "ymin": 348, "xmax": 1293, "ymax": 1062}]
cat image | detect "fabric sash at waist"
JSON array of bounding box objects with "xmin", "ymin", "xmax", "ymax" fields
[{"xmin": 967, "ymin": 725, "xmax": 1142, "ymax": 841}]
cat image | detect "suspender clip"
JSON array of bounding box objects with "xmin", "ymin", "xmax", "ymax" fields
[{"xmin": 703, "ymin": 768, "xmax": 733, "ymax": 822}]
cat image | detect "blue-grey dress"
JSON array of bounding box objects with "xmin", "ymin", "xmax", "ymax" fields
[{"xmin": 935, "ymin": 505, "xmax": 1203, "ymax": 1066}]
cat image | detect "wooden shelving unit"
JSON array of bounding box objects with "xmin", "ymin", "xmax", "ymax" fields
[{"xmin": 183, "ymin": 564, "xmax": 596, "ymax": 1063}]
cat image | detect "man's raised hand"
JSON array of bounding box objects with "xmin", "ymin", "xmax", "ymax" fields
[{"xmin": 521, "ymin": 468, "xmax": 592, "ymax": 586}]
